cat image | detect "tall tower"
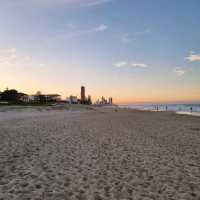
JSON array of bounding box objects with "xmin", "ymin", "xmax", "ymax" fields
[
  {"xmin": 109, "ymin": 97, "xmax": 113, "ymax": 105},
  {"xmin": 81, "ymin": 86, "xmax": 85, "ymax": 104}
]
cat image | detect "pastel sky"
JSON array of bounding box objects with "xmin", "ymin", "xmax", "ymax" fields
[{"xmin": 0, "ymin": 0, "xmax": 200, "ymax": 104}]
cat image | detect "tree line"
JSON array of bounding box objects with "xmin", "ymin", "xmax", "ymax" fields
[{"xmin": 0, "ymin": 89, "xmax": 25, "ymax": 103}]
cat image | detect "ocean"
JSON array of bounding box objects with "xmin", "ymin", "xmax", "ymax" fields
[{"xmin": 119, "ymin": 104, "xmax": 200, "ymax": 116}]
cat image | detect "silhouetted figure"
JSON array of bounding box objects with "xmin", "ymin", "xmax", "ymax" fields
[
  {"xmin": 166, "ymin": 105, "xmax": 168, "ymax": 111},
  {"xmin": 190, "ymin": 106, "xmax": 193, "ymax": 113}
]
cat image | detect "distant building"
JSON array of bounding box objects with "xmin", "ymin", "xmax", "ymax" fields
[
  {"xmin": 101, "ymin": 96, "xmax": 107, "ymax": 104},
  {"xmin": 81, "ymin": 86, "xmax": 85, "ymax": 104},
  {"xmin": 87, "ymin": 95, "xmax": 92, "ymax": 105},
  {"xmin": 94, "ymin": 96, "xmax": 113, "ymax": 105},
  {"xmin": 19, "ymin": 93, "xmax": 29, "ymax": 103},
  {"xmin": 95, "ymin": 99, "xmax": 99, "ymax": 105},
  {"xmin": 45, "ymin": 94, "xmax": 61, "ymax": 102},
  {"xmin": 27, "ymin": 93, "xmax": 61, "ymax": 103},
  {"xmin": 27, "ymin": 95, "xmax": 37, "ymax": 103},
  {"xmin": 67, "ymin": 96, "xmax": 78, "ymax": 104},
  {"xmin": 109, "ymin": 97, "xmax": 113, "ymax": 105}
]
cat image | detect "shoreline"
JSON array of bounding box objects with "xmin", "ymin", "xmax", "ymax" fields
[
  {"xmin": 1, "ymin": 104, "xmax": 200, "ymax": 119},
  {"xmin": 1, "ymin": 104, "xmax": 199, "ymax": 121},
  {"xmin": 119, "ymin": 105, "xmax": 200, "ymax": 117}
]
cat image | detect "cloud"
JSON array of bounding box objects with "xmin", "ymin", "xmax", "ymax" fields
[
  {"xmin": 121, "ymin": 29, "xmax": 151, "ymax": 43},
  {"xmin": 6, "ymin": 0, "xmax": 112, "ymax": 7},
  {"xmin": 39, "ymin": 63, "xmax": 46, "ymax": 67},
  {"xmin": 114, "ymin": 61, "xmax": 128, "ymax": 68},
  {"xmin": 114, "ymin": 61, "xmax": 148, "ymax": 68},
  {"xmin": 186, "ymin": 53, "xmax": 200, "ymax": 62},
  {"xmin": 121, "ymin": 34, "xmax": 134, "ymax": 43},
  {"xmin": 66, "ymin": 22, "xmax": 77, "ymax": 29},
  {"xmin": 94, "ymin": 24, "xmax": 108, "ymax": 32},
  {"xmin": 131, "ymin": 63, "xmax": 147, "ymax": 68},
  {"xmin": 134, "ymin": 29, "xmax": 151, "ymax": 36},
  {"xmin": 0, "ymin": 48, "xmax": 18, "ymax": 65},
  {"xmin": 5, "ymin": 48, "xmax": 17, "ymax": 54},
  {"xmin": 55, "ymin": 24, "xmax": 108, "ymax": 40},
  {"xmin": 83, "ymin": 0, "xmax": 113, "ymax": 7},
  {"xmin": 0, "ymin": 48, "xmax": 46, "ymax": 69},
  {"xmin": 173, "ymin": 68, "xmax": 186, "ymax": 76}
]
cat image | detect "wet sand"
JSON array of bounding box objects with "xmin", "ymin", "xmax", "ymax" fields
[{"xmin": 0, "ymin": 108, "xmax": 200, "ymax": 200}]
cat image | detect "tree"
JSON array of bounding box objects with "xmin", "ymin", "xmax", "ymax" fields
[{"xmin": 1, "ymin": 89, "xmax": 19, "ymax": 102}]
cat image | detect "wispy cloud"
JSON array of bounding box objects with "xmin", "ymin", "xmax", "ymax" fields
[
  {"xmin": 0, "ymin": 48, "xmax": 18, "ymax": 65},
  {"xmin": 66, "ymin": 22, "xmax": 77, "ymax": 29},
  {"xmin": 121, "ymin": 34, "xmax": 135, "ymax": 43},
  {"xmin": 114, "ymin": 61, "xmax": 128, "ymax": 68},
  {"xmin": 114, "ymin": 61, "xmax": 148, "ymax": 68},
  {"xmin": 134, "ymin": 29, "xmax": 151, "ymax": 36},
  {"xmin": 0, "ymin": 48, "xmax": 45, "ymax": 69},
  {"xmin": 83, "ymin": 0, "xmax": 113, "ymax": 7},
  {"xmin": 94, "ymin": 24, "xmax": 108, "ymax": 31},
  {"xmin": 186, "ymin": 52, "xmax": 200, "ymax": 62},
  {"xmin": 173, "ymin": 67, "xmax": 186, "ymax": 76},
  {"xmin": 54, "ymin": 24, "xmax": 108, "ymax": 40},
  {"xmin": 131, "ymin": 63, "xmax": 147, "ymax": 68},
  {"xmin": 120, "ymin": 29, "xmax": 151, "ymax": 43},
  {"xmin": 6, "ymin": 0, "xmax": 112, "ymax": 7}
]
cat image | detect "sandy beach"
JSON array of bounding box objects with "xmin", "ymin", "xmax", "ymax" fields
[{"xmin": 0, "ymin": 107, "xmax": 200, "ymax": 200}]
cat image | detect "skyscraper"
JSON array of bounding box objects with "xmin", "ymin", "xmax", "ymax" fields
[
  {"xmin": 81, "ymin": 86, "xmax": 85, "ymax": 104},
  {"xmin": 109, "ymin": 97, "xmax": 113, "ymax": 105}
]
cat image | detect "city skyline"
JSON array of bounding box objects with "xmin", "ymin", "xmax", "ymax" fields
[{"xmin": 0, "ymin": 0, "xmax": 200, "ymax": 104}]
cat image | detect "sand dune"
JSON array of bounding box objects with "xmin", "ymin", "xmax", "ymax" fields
[{"xmin": 0, "ymin": 108, "xmax": 200, "ymax": 199}]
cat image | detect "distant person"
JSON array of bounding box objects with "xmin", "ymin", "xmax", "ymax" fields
[
  {"xmin": 190, "ymin": 106, "xmax": 193, "ymax": 113},
  {"xmin": 166, "ymin": 106, "xmax": 168, "ymax": 111}
]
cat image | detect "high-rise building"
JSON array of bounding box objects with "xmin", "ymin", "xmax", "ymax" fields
[
  {"xmin": 109, "ymin": 97, "xmax": 113, "ymax": 105},
  {"xmin": 81, "ymin": 86, "xmax": 85, "ymax": 104},
  {"xmin": 88, "ymin": 95, "xmax": 92, "ymax": 105},
  {"xmin": 67, "ymin": 96, "xmax": 78, "ymax": 104}
]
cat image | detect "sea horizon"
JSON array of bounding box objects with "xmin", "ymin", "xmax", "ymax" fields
[{"xmin": 119, "ymin": 103, "xmax": 200, "ymax": 115}]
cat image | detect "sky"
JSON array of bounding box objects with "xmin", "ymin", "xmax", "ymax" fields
[{"xmin": 0, "ymin": 0, "xmax": 200, "ymax": 104}]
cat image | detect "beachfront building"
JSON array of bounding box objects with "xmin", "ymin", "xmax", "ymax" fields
[
  {"xmin": 67, "ymin": 96, "xmax": 78, "ymax": 104},
  {"xmin": 45, "ymin": 94, "xmax": 61, "ymax": 102},
  {"xmin": 27, "ymin": 95, "xmax": 39, "ymax": 103},
  {"xmin": 26, "ymin": 93, "xmax": 61, "ymax": 103},
  {"xmin": 19, "ymin": 93, "xmax": 29, "ymax": 103}
]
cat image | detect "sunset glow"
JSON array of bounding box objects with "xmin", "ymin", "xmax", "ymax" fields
[{"xmin": 0, "ymin": 0, "xmax": 200, "ymax": 104}]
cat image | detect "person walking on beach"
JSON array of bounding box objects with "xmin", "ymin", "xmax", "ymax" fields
[
  {"xmin": 166, "ymin": 105, "xmax": 168, "ymax": 111},
  {"xmin": 190, "ymin": 106, "xmax": 193, "ymax": 113}
]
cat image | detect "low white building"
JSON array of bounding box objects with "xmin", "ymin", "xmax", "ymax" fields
[
  {"xmin": 20, "ymin": 94, "xmax": 61, "ymax": 103},
  {"xmin": 19, "ymin": 94, "xmax": 29, "ymax": 103}
]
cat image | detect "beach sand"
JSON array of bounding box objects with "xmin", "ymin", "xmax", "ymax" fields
[{"xmin": 0, "ymin": 107, "xmax": 200, "ymax": 200}]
